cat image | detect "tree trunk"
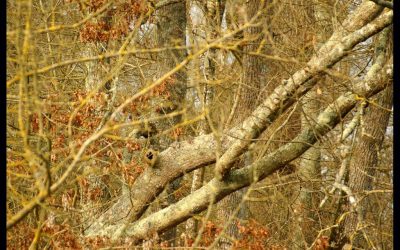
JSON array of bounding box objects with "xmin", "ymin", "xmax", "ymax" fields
[
  {"xmin": 93, "ymin": 56, "xmax": 392, "ymax": 241},
  {"xmin": 155, "ymin": 1, "xmax": 187, "ymax": 246},
  {"xmin": 185, "ymin": 0, "xmax": 226, "ymax": 242},
  {"xmin": 218, "ymin": 1, "xmax": 265, "ymax": 248},
  {"xmin": 80, "ymin": 34, "xmax": 113, "ymax": 225},
  {"xmin": 332, "ymin": 27, "xmax": 392, "ymax": 249},
  {"xmin": 291, "ymin": 1, "xmax": 333, "ymax": 248},
  {"xmin": 84, "ymin": 3, "xmax": 392, "ymax": 237},
  {"xmin": 334, "ymin": 85, "xmax": 392, "ymax": 249}
]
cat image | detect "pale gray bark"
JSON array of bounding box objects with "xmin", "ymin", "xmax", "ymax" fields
[
  {"xmin": 184, "ymin": 0, "xmax": 204, "ymax": 241},
  {"xmin": 369, "ymin": 0, "xmax": 393, "ymax": 9},
  {"xmin": 89, "ymin": 56, "xmax": 392, "ymax": 241},
  {"xmin": 291, "ymin": 1, "xmax": 333, "ymax": 248},
  {"xmin": 184, "ymin": 0, "xmax": 221, "ymax": 240},
  {"xmin": 214, "ymin": 0, "xmax": 386, "ymax": 179},
  {"xmin": 85, "ymin": 5, "xmax": 392, "ymax": 237},
  {"xmin": 331, "ymin": 27, "xmax": 392, "ymax": 249}
]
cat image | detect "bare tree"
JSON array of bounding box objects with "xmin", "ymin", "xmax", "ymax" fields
[
  {"xmin": 331, "ymin": 26, "xmax": 392, "ymax": 249},
  {"xmin": 7, "ymin": 0, "xmax": 392, "ymax": 249}
]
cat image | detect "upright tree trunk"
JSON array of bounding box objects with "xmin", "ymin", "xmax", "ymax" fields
[
  {"xmin": 185, "ymin": 0, "xmax": 226, "ymax": 242},
  {"xmin": 184, "ymin": 0, "xmax": 203, "ymax": 241},
  {"xmin": 80, "ymin": 29, "xmax": 112, "ymax": 224},
  {"xmin": 155, "ymin": 2, "xmax": 187, "ymax": 246},
  {"xmin": 333, "ymin": 28, "xmax": 392, "ymax": 249},
  {"xmin": 332, "ymin": 86, "xmax": 392, "ymax": 249},
  {"xmin": 155, "ymin": 0, "xmax": 187, "ymax": 149},
  {"xmin": 218, "ymin": 1, "xmax": 265, "ymax": 248},
  {"xmin": 291, "ymin": 1, "xmax": 333, "ymax": 248}
]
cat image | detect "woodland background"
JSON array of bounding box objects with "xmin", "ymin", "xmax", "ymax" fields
[{"xmin": 6, "ymin": 0, "xmax": 393, "ymax": 249}]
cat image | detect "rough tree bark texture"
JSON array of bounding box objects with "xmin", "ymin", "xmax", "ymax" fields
[
  {"xmin": 81, "ymin": 32, "xmax": 112, "ymax": 224},
  {"xmin": 214, "ymin": 0, "xmax": 385, "ymax": 181},
  {"xmin": 218, "ymin": 1, "xmax": 266, "ymax": 249},
  {"xmin": 154, "ymin": 1, "xmax": 187, "ymax": 246},
  {"xmin": 291, "ymin": 1, "xmax": 333, "ymax": 248},
  {"xmin": 333, "ymin": 27, "xmax": 392, "ymax": 249},
  {"xmin": 183, "ymin": 0, "xmax": 203, "ymax": 240},
  {"xmin": 85, "ymin": 3, "xmax": 391, "ymax": 237},
  {"xmin": 155, "ymin": 1, "xmax": 187, "ymax": 146},
  {"xmin": 184, "ymin": 0, "xmax": 225, "ymax": 240},
  {"xmin": 94, "ymin": 56, "xmax": 392, "ymax": 241}
]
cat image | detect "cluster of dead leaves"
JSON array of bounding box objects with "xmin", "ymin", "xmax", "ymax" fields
[
  {"xmin": 232, "ymin": 220, "xmax": 270, "ymax": 250},
  {"xmin": 77, "ymin": 0, "xmax": 152, "ymax": 43}
]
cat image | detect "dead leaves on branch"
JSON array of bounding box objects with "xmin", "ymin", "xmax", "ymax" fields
[{"xmin": 76, "ymin": 0, "xmax": 153, "ymax": 42}]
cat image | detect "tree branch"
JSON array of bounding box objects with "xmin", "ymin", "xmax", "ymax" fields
[
  {"xmin": 86, "ymin": 4, "xmax": 392, "ymax": 235},
  {"xmin": 214, "ymin": 1, "xmax": 388, "ymax": 180},
  {"xmin": 105, "ymin": 56, "xmax": 392, "ymax": 242},
  {"xmin": 369, "ymin": 0, "xmax": 393, "ymax": 9}
]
